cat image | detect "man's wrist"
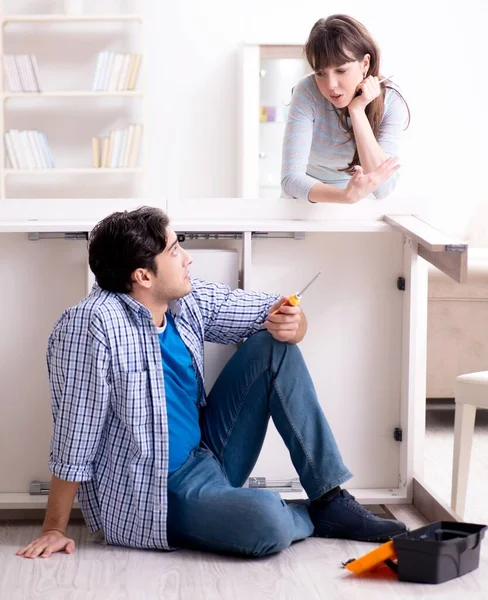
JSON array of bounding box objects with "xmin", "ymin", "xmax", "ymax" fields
[{"xmin": 42, "ymin": 527, "xmax": 66, "ymax": 536}]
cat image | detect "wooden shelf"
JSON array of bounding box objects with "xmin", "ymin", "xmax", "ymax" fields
[
  {"xmin": 2, "ymin": 14, "xmax": 142, "ymax": 24},
  {"xmin": 0, "ymin": 493, "xmax": 48, "ymax": 509},
  {"xmin": 4, "ymin": 168, "xmax": 142, "ymax": 177},
  {"xmin": 0, "ymin": 493, "xmax": 79, "ymax": 509},
  {"xmin": 0, "ymin": 489, "xmax": 407, "ymax": 509},
  {"xmin": 3, "ymin": 91, "xmax": 143, "ymax": 99}
]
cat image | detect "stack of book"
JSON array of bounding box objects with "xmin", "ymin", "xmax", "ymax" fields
[
  {"xmin": 4, "ymin": 130, "xmax": 55, "ymax": 169},
  {"xmin": 259, "ymin": 105, "xmax": 289, "ymax": 123},
  {"xmin": 92, "ymin": 123, "xmax": 143, "ymax": 168},
  {"xmin": 92, "ymin": 52, "xmax": 142, "ymax": 91},
  {"xmin": 1, "ymin": 55, "xmax": 42, "ymax": 92}
]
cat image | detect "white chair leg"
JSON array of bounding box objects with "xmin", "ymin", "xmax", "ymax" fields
[{"xmin": 451, "ymin": 402, "xmax": 477, "ymax": 518}]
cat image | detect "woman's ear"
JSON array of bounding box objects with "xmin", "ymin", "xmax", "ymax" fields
[{"xmin": 362, "ymin": 53, "xmax": 371, "ymax": 77}]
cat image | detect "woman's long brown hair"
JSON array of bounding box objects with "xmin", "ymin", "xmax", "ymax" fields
[{"xmin": 305, "ymin": 14, "xmax": 410, "ymax": 175}]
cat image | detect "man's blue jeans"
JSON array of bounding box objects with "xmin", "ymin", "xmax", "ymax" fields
[{"xmin": 167, "ymin": 331, "xmax": 352, "ymax": 556}]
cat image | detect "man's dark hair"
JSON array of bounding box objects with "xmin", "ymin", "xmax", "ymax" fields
[{"xmin": 88, "ymin": 206, "xmax": 170, "ymax": 293}]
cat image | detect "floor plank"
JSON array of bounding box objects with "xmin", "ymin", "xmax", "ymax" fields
[
  {"xmin": 1, "ymin": 412, "xmax": 487, "ymax": 599},
  {"xmin": 424, "ymin": 408, "xmax": 488, "ymax": 525}
]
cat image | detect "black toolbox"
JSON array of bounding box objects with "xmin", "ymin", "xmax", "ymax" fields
[{"xmin": 391, "ymin": 521, "xmax": 487, "ymax": 584}]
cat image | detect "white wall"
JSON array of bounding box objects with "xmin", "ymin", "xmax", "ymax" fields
[
  {"xmin": 3, "ymin": 0, "xmax": 487, "ymax": 236},
  {"xmin": 141, "ymin": 0, "xmax": 488, "ymax": 238}
]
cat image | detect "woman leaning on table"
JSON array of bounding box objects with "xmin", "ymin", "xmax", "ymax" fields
[{"xmin": 281, "ymin": 14, "xmax": 410, "ymax": 204}]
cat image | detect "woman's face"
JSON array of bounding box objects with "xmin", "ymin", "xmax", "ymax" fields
[{"xmin": 314, "ymin": 54, "xmax": 370, "ymax": 108}]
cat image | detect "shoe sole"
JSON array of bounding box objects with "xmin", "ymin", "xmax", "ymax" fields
[
  {"xmin": 355, "ymin": 532, "xmax": 406, "ymax": 543},
  {"xmin": 317, "ymin": 528, "xmax": 407, "ymax": 543}
]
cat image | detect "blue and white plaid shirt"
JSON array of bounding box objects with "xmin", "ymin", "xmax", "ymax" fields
[{"xmin": 47, "ymin": 279, "xmax": 280, "ymax": 549}]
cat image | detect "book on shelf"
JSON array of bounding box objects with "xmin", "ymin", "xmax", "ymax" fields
[
  {"xmin": 110, "ymin": 130, "xmax": 123, "ymax": 168},
  {"xmin": 4, "ymin": 129, "xmax": 55, "ymax": 169},
  {"xmin": 2, "ymin": 55, "xmax": 42, "ymax": 92},
  {"xmin": 100, "ymin": 137, "xmax": 110, "ymax": 168},
  {"xmin": 92, "ymin": 123, "xmax": 143, "ymax": 169},
  {"xmin": 127, "ymin": 124, "xmax": 143, "ymax": 168},
  {"xmin": 92, "ymin": 137, "xmax": 100, "ymax": 168},
  {"xmin": 126, "ymin": 54, "xmax": 142, "ymax": 90},
  {"xmin": 92, "ymin": 52, "xmax": 142, "ymax": 92}
]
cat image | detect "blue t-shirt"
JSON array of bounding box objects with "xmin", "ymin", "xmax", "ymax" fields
[{"xmin": 157, "ymin": 313, "xmax": 201, "ymax": 473}]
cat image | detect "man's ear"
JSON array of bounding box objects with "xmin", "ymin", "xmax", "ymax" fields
[{"xmin": 132, "ymin": 268, "xmax": 152, "ymax": 289}]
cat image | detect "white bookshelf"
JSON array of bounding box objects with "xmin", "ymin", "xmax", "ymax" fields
[
  {"xmin": 0, "ymin": 4, "xmax": 144, "ymax": 200},
  {"xmin": 239, "ymin": 43, "xmax": 308, "ymax": 198}
]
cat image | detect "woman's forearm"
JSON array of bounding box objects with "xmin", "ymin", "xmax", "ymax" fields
[
  {"xmin": 308, "ymin": 182, "xmax": 351, "ymax": 204},
  {"xmin": 348, "ymin": 106, "xmax": 388, "ymax": 173}
]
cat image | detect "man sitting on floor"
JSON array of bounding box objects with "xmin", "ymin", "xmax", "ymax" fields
[{"xmin": 18, "ymin": 206, "xmax": 406, "ymax": 559}]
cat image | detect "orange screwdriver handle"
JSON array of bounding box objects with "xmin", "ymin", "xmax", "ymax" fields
[{"xmin": 271, "ymin": 294, "xmax": 300, "ymax": 315}]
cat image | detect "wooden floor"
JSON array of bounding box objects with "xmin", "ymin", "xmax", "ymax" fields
[
  {"xmin": 424, "ymin": 407, "xmax": 488, "ymax": 525},
  {"xmin": 1, "ymin": 409, "xmax": 487, "ymax": 599}
]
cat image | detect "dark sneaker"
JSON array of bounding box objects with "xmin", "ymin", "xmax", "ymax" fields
[{"xmin": 309, "ymin": 489, "xmax": 407, "ymax": 542}]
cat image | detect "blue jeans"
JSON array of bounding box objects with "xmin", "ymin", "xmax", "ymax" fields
[{"xmin": 167, "ymin": 331, "xmax": 352, "ymax": 556}]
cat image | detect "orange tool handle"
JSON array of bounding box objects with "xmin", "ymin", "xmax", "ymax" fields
[
  {"xmin": 271, "ymin": 294, "xmax": 300, "ymax": 315},
  {"xmin": 344, "ymin": 541, "xmax": 397, "ymax": 575}
]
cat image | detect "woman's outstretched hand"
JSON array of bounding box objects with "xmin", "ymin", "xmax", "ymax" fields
[{"xmin": 343, "ymin": 157, "xmax": 400, "ymax": 204}]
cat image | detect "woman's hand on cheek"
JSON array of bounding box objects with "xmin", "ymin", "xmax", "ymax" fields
[{"xmin": 348, "ymin": 75, "xmax": 381, "ymax": 112}]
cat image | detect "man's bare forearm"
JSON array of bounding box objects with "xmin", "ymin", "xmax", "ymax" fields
[{"xmin": 42, "ymin": 475, "xmax": 80, "ymax": 534}]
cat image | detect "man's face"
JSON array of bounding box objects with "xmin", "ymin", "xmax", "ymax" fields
[{"xmin": 150, "ymin": 229, "xmax": 193, "ymax": 303}]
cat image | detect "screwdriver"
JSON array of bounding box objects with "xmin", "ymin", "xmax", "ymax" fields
[
  {"xmin": 355, "ymin": 74, "xmax": 394, "ymax": 96},
  {"xmin": 271, "ymin": 270, "xmax": 322, "ymax": 315}
]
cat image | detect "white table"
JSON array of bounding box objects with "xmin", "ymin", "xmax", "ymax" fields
[{"xmin": 0, "ymin": 198, "xmax": 466, "ymax": 522}]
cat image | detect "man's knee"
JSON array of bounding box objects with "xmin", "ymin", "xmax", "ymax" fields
[
  {"xmin": 243, "ymin": 330, "xmax": 300, "ymax": 360},
  {"xmin": 250, "ymin": 521, "xmax": 293, "ymax": 557},
  {"xmin": 242, "ymin": 491, "xmax": 294, "ymax": 557}
]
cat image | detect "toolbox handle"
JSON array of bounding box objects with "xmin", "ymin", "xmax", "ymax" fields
[
  {"xmin": 436, "ymin": 528, "xmax": 471, "ymax": 538},
  {"xmin": 435, "ymin": 528, "xmax": 473, "ymax": 550},
  {"xmin": 384, "ymin": 559, "xmax": 398, "ymax": 574}
]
